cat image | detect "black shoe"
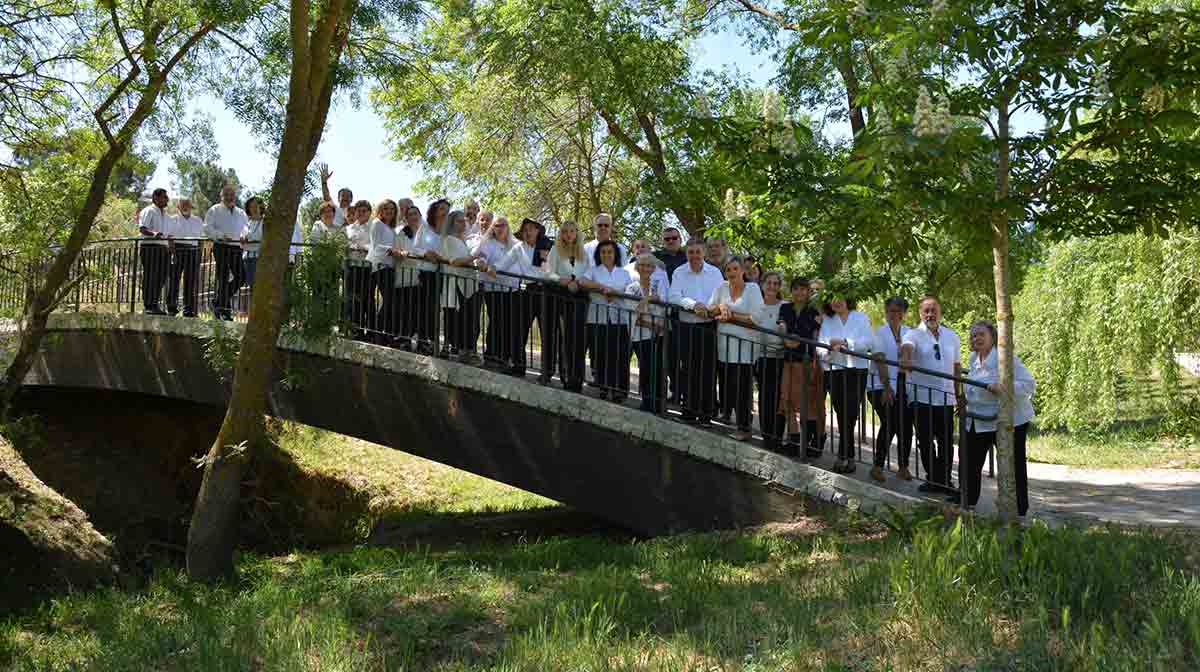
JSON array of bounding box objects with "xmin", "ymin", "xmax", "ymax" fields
[
  {"xmin": 598, "ymin": 390, "xmax": 610, "ymax": 400},
  {"xmin": 167, "ymin": 307, "xmax": 179, "ymax": 316},
  {"xmin": 945, "ymin": 494, "xmax": 962, "ymax": 505},
  {"xmin": 918, "ymin": 483, "xmax": 945, "ymax": 494},
  {"xmin": 182, "ymin": 311, "xmax": 198, "ymax": 318},
  {"xmin": 145, "ymin": 307, "xmax": 167, "ymax": 316}
]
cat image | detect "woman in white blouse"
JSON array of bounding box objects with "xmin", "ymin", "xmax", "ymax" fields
[
  {"xmin": 961, "ymin": 320, "xmax": 1035, "ymax": 515},
  {"xmin": 412, "ymin": 198, "xmax": 449, "ymax": 354},
  {"xmin": 753, "ymin": 272, "xmax": 787, "ymax": 450},
  {"xmin": 342, "ymin": 199, "xmax": 373, "ymax": 340},
  {"xmin": 472, "ymin": 216, "xmax": 518, "ymax": 366},
  {"xmin": 543, "ymin": 220, "xmax": 591, "ymax": 392},
  {"xmin": 438, "ymin": 210, "xmax": 481, "ymax": 359},
  {"xmin": 386, "ymin": 204, "xmax": 422, "ymax": 349},
  {"xmin": 491, "ymin": 218, "xmax": 543, "ymax": 376},
  {"xmin": 366, "ymin": 199, "xmax": 399, "ymax": 342},
  {"xmin": 709, "ymin": 257, "xmax": 764, "ymax": 441},
  {"xmin": 579, "ymin": 240, "xmax": 632, "ymax": 401},
  {"xmin": 239, "ymin": 196, "xmax": 265, "ymax": 291},
  {"xmin": 625, "ymin": 253, "xmax": 668, "ymax": 412},
  {"xmin": 819, "ymin": 295, "xmax": 874, "ymax": 472}
]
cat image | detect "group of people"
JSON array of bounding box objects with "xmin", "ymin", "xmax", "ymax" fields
[{"xmin": 134, "ymin": 174, "xmax": 1035, "ymax": 514}]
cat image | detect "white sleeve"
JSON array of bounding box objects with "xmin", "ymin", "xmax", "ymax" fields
[
  {"xmin": 369, "ymin": 221, "xmax": 389, "ymax": 257},
  {"xmin": 707, "ymin": 283, "xmax": 724, "ymax": 308},
  {"xmin": 743, "ymin": 283, "xmax": 763, "ymax": 313},
  {"xmin": 1013, "ymin": 354, "xmax": 1036, "ymax": 400},
  {"xmin": 950, "ymin": 331, "xmax": 962, "ymax": 364},
  {"xmin": 847, "ymin": 312, "xmax": 873, "ymax": 353}
]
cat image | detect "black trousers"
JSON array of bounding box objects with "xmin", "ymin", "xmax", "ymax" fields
[
  {"xmin": 720, "ymin": 361, "xmax": 755, "ymax": 431},
  {"xmin": 965, "ymin": 423, "xmax": 1029, "ymax": 514},
  {"xmin": 211, "ymin": 243, "xmax": 243, "ymax": 318},
  {"xmin": 914, "ymin": 403, "xmax": 956, "ymax": 487},
  {"xmin": 867, "ymin": 386, "xmax": 914, "ymax": 469},
  {"xmin": 590, "ymin": 323, "xmax": 630, "ymax": 395},
  {"xmin": 416, "ymin": 270, "xmax": 441, "ymax": 347},
  {"xmin": 482, "ymin": 290, "xmax": 509, "ymax": 363},
  {"xmin": 633, "ymin": 336, "xmax": 666, "ymax": 412},
  {"xmin": 756, "ymin": 358, "xmax": 786, "ymax": 445},
  {"xmin": 392, "ymin": 285, "xmax": 420, "ymax": 345},
  {"xmin": 665, "ymin": 318, "xmax": 682, "ymax": 402},
  {"xmin": 342, "ymin": 264, "xmax": 373, "ymax": 334},
  {"xmin": 139, "ymin": 244, "xmax": 169, "ymax": 311},
  {"xmin": 443, "ymin": 289, "xmax": 479, "ymax": 353},
  {"xmin": 461, "ymin": 290, "xmax": 483, "ymax": 353},
  {"xmin": 678, "ymin": 320, "xmax": 717, "ymax": 420},
  {"xmin": 543, "ymin": 285, "xmax": 588, "ymax": 389},
  {"xmin": 509, "ymin": 288, "xmax": 539, "ymax": 371},
  {"xmin": 166, "ymin": 246, "xmax": 200, "ymax": 315},
  {"xmin": 828, "ymin": 368, "xmax": 868, "ymax": 461},
  {"xmin": 373, "ymin": 268, "xmax": 396, "ymax": 337}
]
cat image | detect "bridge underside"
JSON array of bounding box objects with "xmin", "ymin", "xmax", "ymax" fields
[{"xmin": 14, "ymin": 315, "xmax": 916, "ymax": 535}]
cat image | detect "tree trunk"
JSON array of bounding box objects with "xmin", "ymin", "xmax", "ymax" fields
[
  {"xmin": 1, "ymin": 436, "xmax": 118, "ymax": 589},
  {"xmin": 991, "ymin": 98, "xmax": 1018, "ymax": 522},
  {"xmin": 187, "ymin": 0, "xmax": 350, "ymax": 581}
]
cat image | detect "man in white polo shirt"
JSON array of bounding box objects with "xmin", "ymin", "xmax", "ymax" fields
[
  {"xmin": 166, "ymin": 197, "xmax": 204, "ymax": 317},
  {"xmin": 137, "ymin": 187, "xmax": 171, "ymax": 315},
  {"xmin": 203, "ymin": 183, "xmax": 248, "ymax": 320},
  {"xmin": 901, "ymin": 294, "xmax": 963, "ymax": 494},
  {"xmin": 318, "ymin": 162, "xmax": 353, "ymax": 227},
  {"xmin": 668, "ymin": 238, "xmax": 725, "ymax": 424},
  {"xmin": 583, "ymin": 212, "xmax": 628, "ymax": 264}
]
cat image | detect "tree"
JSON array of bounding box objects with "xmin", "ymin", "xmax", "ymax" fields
[
  {"xmin": 173, "ymin": 158, "xmax": 241, "ymax": 211},
  {"xmin": 186, "ymin": 0, "xmax": 421, "ymax": 580}
]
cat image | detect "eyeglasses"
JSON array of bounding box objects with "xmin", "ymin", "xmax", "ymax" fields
[
  {"xmin": 663, "ymin": 236, "xmax": 680, "ymax": 241},
  {"xmin": 933, "ymin": 343, "xmax": 942, "ymax": 361}
]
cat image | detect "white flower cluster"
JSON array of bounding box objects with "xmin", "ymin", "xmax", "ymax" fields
[
  {"xmin": 883, "ymin": 47, "xmax": 906, "ymax": 83},
  {"xmin": 875, "ymin": 107, "xmax": 892, "ymax": 135},
  {"xmin": 852, "ymin": 0, "xmax": 869, "ymax": 17},
  {"xmin": 912, "ymin": 86, "xmax": 953, "ymax": 137},
  {"xmin": 760, "ymin": 89, "xmax": 782, "ymax": 123},
  {"xmin": 722, "ymin": 189, "xmax": 750, "ymax": 220}
]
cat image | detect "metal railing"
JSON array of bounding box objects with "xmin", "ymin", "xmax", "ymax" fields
[{"xmin": 3, "ymin": 237, "xmax": 999, "ymax": 503}]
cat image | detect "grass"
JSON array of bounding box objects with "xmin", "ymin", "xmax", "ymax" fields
[
  {"xmin": 3, "ymin": 429, "xmax": 1199, "ymax": 671},
  {"xmin": 1026, "ymin": 424, "xmax": 1200, "ymax": 470}
]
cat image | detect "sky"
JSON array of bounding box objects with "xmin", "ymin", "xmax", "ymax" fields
[{"xmin": 148, "ymin": 28, "xmax": 778, "ymax": 207}]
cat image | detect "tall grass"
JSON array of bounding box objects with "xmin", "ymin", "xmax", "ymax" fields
[{"xmin": 3, "ymin": 509, "xmax": 1197, "ymax": 671}]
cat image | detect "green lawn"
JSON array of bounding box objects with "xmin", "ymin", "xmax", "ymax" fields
[
  {"xmin": 3, "ymin": 428, "xmax": 1199, "ymax": 671},
  {"xmin": 1026, "ymin": 425, "xmax": 1200, "ymax": 470}
]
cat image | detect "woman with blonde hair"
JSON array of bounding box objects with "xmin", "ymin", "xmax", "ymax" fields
[
  {"xmin": 543, "ymin": 219, "xmax": 591, "ymax": 391},
  {"xmin": 473, "ymin": 215, "xmax": 518, "ymax": 365},
  {"xmin": 438, "ymin": 210, "xmax": 481, "ymax": 359},
  {"xmin": 366, "ymin": 199, "xmax": 399, "ymax": 342}
]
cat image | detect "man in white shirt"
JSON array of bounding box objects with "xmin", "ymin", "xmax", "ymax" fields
[
  {"xmin": 583, "ymin": 213, "xmax": 628, "ymax": 264},
  {"xmin": 668, "ymin": 238, "xmax": 725, "ymax": 423},
  {"xmin": 318, "ymin": 162, "xmax": 353, "ymax": 227},
  {"xmin": 868, "ymin": 297, "xmax": 914, "ymax": 482},
  {"xmin": 166, "ymin": 198, "xmax": 204, "ymax": 317},
  {"xmin": 203, "ymin": 183, "xmax": 248, "ymax": 320},
  {"xmin": 137, "ymin": 187, "xmax": 171, "ymax": 314},
  {"xmin": 900, "ymin": 295, "xmax": 963, "ymax": 494}
]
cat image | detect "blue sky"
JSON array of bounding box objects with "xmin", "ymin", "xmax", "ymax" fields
[{"xmin": 150, "ymin": 29, "xmax": 777, "ymax": 207}]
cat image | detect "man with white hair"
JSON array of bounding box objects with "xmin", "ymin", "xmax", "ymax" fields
[
  {"xmin": 583, "ymin": 212, "xmax": 628, "ymax": 262},
  {"xmin": 166, "ymin": 197, "xmax": 204, "ymax": 317},
  {"xmin": 204, "ymin": 183, "xmax": 248, "ymax": 319}
]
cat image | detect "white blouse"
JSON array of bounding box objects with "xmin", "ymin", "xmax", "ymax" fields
[
  {"xmin": 242, "ymin": 219, "xmax": 264, "ymax": 258},
  {"xmin": 709, "ymin": 281, "xmax": 764, "ymax": 364},
  {"xmin": 344, "ymin": 221, "xmax": 370, "ymax": 265},
  {"xmin": 310, "ymin": 221, "xmax": 344, "ymax": 245},
  {"xmin": 494, "ymin": 241, "xmax": 542, "ymax": 290},
  {"xmin": 410, "ymin": 224, "xmax": 443, "ymax": 273},
  {"xmin": 818, "ymin": 310, "xmax": 874, "ymax": 370},
  {"xmin": 169, "ymin": 214, "xmax": 204, "ymax": 246},
  {"xmin": 438, "ymin": 236, "xmax": 478, "ymax": 308},
  {"xmin": 965, "ymin": 348, "xmax": 1037, "ymax": 432},
  {"xmin": 625, "ymin": 277, "xmax": 668, "ymax": 342},
  {"xmin": 753, "ymin": 301, "xmax": 785, "ymax": 359},
  {"xmin": 583, "ymin": 264, "xmax": 633, "ymax": 325},
  {"xmin": 475, "ymin": 237, "xmax": 518, "ymax": 291},
  {"xmin": 366, "ymin": 219, "xmax": 396, "ymax": 268},
  {"xmin": 869, "ymin": 323, "xmax": 911, "ymax": 392},
  {"xmin": 392, "ymin": 227, "xmax": 421, "ymax": 287},
  {"xmin": 545, "ymin": 246, "xmax": 591, "ymax": 282}
]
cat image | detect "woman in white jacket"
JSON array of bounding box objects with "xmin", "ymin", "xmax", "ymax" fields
[
  {"xmin": 473, "ymin": 216, "xmax": 518, "ymax": 366},
  {"xmin": 818, "ymin": 295, "xmax": 874, "ymax": 473},
  {"xmin": 960, "ymin": 320, "xmax": 1036, "ymax": 514},
  {"xmin": 491, "ymin": 218, "xmax": 543, "ymax": 376},
  {"xmin": 438, "ymin": 210, "xmax": 480, "ymax": 359},
  {"xmin": 366, "ymin": 199, "xmax": 399, "ymax": 341}
]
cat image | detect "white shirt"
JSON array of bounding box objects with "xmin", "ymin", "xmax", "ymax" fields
[
  {"xmin": 545, "ymin": 246, "xmax": 591, "ymax": 281},
  {"xmin": 754, "ymin": 301, "xmax": 785, "ymax": 359},
  {"xmin": 625, "ymin": 279, "xmax": 668, "ymax": 342},
  {"xmin": 366, "ymin": 219, "xmax": 396, "ymax": 268},
  {"xmin": 623, "ymin": 260, "xmax": 669, "ymax": 291},
  {"xmin": 668, "ymin": 262, "xmax": 725, "ymax": 323},
  {"xmin": 474, "ymin": 237, "xmax": 518, "ymax": 290},
  {"xmin": 169, "ymin": 213, "xmax": 204, "ymax": 246},
  {"xmin": 333, "ymin": 206, "xmax": 349, "ymax": 228},
  {"xmin": 583, "ymin": 239, "xmax": 628, "ymax": 267},
  {"xmin": 903, "ymin": 322, "xmax": 962, "ymax": 405},
  {"xmin": 494, "ymin": 241, "xmax": 541, "ymax": 290},
  {"xmin": 392, "ymin": 226, "xmax": 421, "ymax": 287},
  {"xmin": 289, "ymin": 219, "xmax": 303, "ymax": 262},
  {"xmin": 869, "ymin": 323, "xmax": 912, "ymax": 392},
  {"xmin": 138, "ymin": 206, "xmax": 170, "ymax": 246},
  {"xmin": 709, "ymin": 281, "xmax": 764, "ymax": 364},
  {"xmin": 411, "ymin": 224, "xmax": 443, "ymax": 272},
  {"xmin": 345, "ymin": 221, "xmax": 370, "ymax": 264},
  {"xmin": 439, "ymin": 236, "xmax": 477, "ymax": 308},
  {"xmin": 583, "ymin": 264, "xmax": 633, "ymax": 324},
  {"xmin": 818, "ymin": 310, "xmax": 874, "ymax": 370},
  {"xmin": 965, "ymin": 348, "xmax": 1036, "ymax": 432},
  {"xmin": 310, "ymin": 221, "xmax": 344, "ymax": 245},
  {"xmin": 204, "ymin": 203, "xmax": 247, "ymax": 243},
  {"xmin": 242, "ymin": 218, "xmax": 264, "ymax": 258}
]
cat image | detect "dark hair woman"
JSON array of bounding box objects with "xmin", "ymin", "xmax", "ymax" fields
[
  {"xmin": 579, "ymin": 240, "xmax": 633, "ymax": 401},
  {"xmin": 754, "ymin": 271, "xmax": 787, "ymax": 451},
  {"xmin": 412, "ymin": 198, "xmax": 450, "ymax": 353},
  {"xmin": 709, "ymin": 257, "xmax": 764, "ymax": 440},
  {"xmin": 818, "ymin": 293, "xmax": 874, "ymax": 473},
  {"xmin": 239, "ymin": 196, "xmax": 265, "ymax": 306},
  {"xmin": 776, "ymin": 277, "xmax": 825, "ymax": 458}
]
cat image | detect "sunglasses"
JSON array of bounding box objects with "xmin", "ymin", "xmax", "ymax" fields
[
  {"xmin": 663, "ymin": 236, "xmax": 680, "ymax": 241},
  {"xmin": 933, "ymin": 343, "xmax": 942, "ymax": 361}
]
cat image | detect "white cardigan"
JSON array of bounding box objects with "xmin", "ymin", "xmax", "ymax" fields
[{"xmin": 818, "ymin": 310, "xmax": 873, "ymax": 370}]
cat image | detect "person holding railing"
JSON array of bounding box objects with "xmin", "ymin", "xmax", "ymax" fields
[
  {"xmin": 868, "ymin": 297, "xmax": 915, "ymax": 482},
  {"xmin": 491, "ymin": 217, "xmax": 543, "ymax": 377},
  {"xmin": 544, "ymin": 219, "xmax": 591, "ymax": 392},
  {"xmin": 367, "ymin": 199, "xmax": 399, "ymax": 343},
  {"xmin": 777, "ymin": 277, "xmax": 824, "ymax": 458},
  {"xmin": 960, "ymin": 320, "xmax": 1034, "ymax": 514},
  {"xmin": 387, "ymin": 204, "xmax": 422, "ymax": 350},
  {"xmin": 318, "ymin": 163, "xmax": 353, "ymax": 227},
  {"xmin": 669, "ymin": 238, "xmax": 724, "ymax": 425},
  {"xmin": 754, "ymin": 272, "xmax": 787, "ymax": 451},
  {"xmin": 239, "ymin": 196, "xmax": 266, "ymax": 297},
  {"xmin": 580, "ymin": 240, "xmax": 633, "ymax": 402},
  {"xmin": 166, "ymin": 197, "xmax": 203, "ymax": 317},
  {"xmin": 710, "ymin": 257, "xmax": 764, "ymax": 441},
  {"xmin": 819, "ymin": 293, "xmax": 874, "ymax": 474},
  {"xmin": 342, "ymin": 200, "xmax": 373, "ymax": 339},
  {"xmin": 137, "ymin": 187, "xmax": 171, "ymax": 315},
  {"xmin": 626, "ymin": 253, "xmax": 669, "ymax": 413},
  {"xmin": 412, "ymin": 199, "xmax": 449, "ymax": 354},
  {"xmin": 900, "ymin": 295, "xmax": 963, "ymax": 494},
  {"xmin": 203, "ymin": 184, "xmax": 247, "ymax": 320},
  {"xmin": 474, "ymin": 215, "xmax": 518, "ymax": 367},
  {"xmin": 438, "ymin": 210, "xmax": 482, "ymax": 360}
]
